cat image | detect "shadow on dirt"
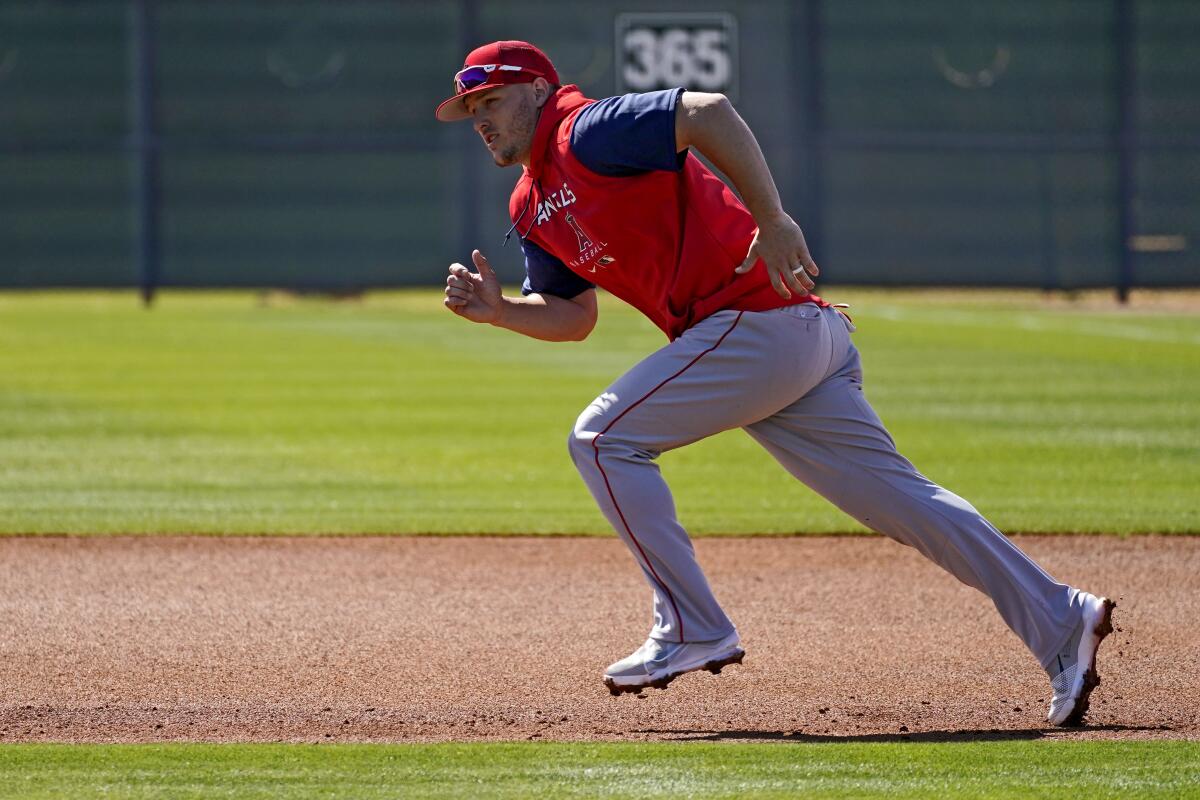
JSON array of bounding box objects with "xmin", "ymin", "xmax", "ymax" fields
[{"xmin": 637, "ymin": 725, "xmax": 1167, "ymax": 743}]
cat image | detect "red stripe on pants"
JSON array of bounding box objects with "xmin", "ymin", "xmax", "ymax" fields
[{"xmin": 590, "ymin": 312, "xmax": 744, "ymax": 643}]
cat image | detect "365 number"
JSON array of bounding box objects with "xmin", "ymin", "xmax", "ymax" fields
[{"xmin": 616, "ymin": 14, "xmax": 737, "ymax": 98}]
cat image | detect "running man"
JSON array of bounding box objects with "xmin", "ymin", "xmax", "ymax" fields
[{"xmin": 435, "ymin": 40, "xmax": 1115, "ymax": 727}]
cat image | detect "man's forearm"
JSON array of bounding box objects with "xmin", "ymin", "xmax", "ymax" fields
[
  {"xmin": 675, "ymin": 92, "xmax": 819, "ymax": 296},
  {"xmin": 675, "ymin": 93, "xmax": 785, "ymax": 224},
  {"xmin": 492, "ymin": 291, "xmax": 597, "ymax": 342}
]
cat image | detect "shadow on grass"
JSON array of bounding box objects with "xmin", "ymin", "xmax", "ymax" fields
[{"xmin": 636, "ymin": 725, "xmax": 1166, "ymax": 743}]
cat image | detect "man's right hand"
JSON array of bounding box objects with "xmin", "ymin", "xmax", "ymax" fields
[{"xmin": 444, "ymin": 249, "xmax": 504, "ymax": 324}]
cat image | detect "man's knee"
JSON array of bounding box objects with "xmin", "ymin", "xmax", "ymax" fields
[
  {"xmin": 567, "ymin": 392, "xmax": 659, "ymax": 470},
  {"xmin": 566, "ymin": 423, "xmax": 595, "ymax": 469},
  {"xmin": 568, "ymin": 392, "xmax": 619, "ymax": 466}
]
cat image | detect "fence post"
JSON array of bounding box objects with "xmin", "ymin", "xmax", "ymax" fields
[
  {"xmin": 458, "ymin": 0, "xmax": 481, "ymax": 265},
  {"xmin": 1114, "ymin": 0, "xmax": 1136, "ymax": 303},
  {"xmin": 130, "ymin": 0, "xmax": 161, "ymax": 307}
]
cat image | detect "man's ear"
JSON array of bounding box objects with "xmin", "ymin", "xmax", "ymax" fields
[{"xmin": 533, "ymin": 77, "xmax": 552, "ymax": 108}]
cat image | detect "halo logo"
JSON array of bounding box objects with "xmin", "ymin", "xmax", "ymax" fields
[
  {"xmin": 562, "ymin": 214, "xmax": 610, "ymax": 272},
  {"xmin": 565, "ymin": 214, "xmax": 594, "ymax": 252}
]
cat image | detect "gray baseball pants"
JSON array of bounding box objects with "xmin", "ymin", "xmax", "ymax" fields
[{"xmin": 567, "ymin": 303, "xmax": 1081, "ymax": 672}]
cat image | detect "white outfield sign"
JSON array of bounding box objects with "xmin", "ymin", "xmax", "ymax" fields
[{"xmin": 615, "ymin": 12, "xmax": 738, "ymax": 100}]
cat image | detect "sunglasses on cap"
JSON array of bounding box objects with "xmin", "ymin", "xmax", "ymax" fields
[{"xmin": 453, "ymin": 63, "xmax": 543, "ymax": 93}]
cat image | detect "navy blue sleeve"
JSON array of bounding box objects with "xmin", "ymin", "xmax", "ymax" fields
[
  {"xmin": 569, "ymin": 88, "xmax": 688, "ymax": 177},
  {"xmin": 519, "ymin": 237, "xmax": 595, "ymax": 299}
]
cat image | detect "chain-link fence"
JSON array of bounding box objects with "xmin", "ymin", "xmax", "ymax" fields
[{"xmin": 2, "ymin": 0, "xmax": 1197, "ymax": 298}]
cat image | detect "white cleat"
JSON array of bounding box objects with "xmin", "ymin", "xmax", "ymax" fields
[
  {"xmin": 1046, "ymin": 592, "xmax": 1117, "ymax": 727},
  {"xmin": 604, "ymin": 632, "xmax": 744, "ymax": 695}
]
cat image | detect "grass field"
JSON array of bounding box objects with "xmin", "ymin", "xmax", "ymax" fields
[
  {"xmin": 0, "ymin": 289, "xmax": 1196, "ymax": 534},
  {"xmin": 2, "ymin": 288, "xmax": 1197, "ymax": 797},
  {"xmin": 1, "ymin": 741, "xmax": 1198, "ymax": 800}
]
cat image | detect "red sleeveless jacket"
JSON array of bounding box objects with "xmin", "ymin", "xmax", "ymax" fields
[{"xmin": 509, "ymin": 86, "xmax": 824, "ymax": 340}]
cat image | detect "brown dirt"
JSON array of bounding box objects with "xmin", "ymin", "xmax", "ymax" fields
[{"xmin": 0, "ymin": 535, "xmax": 1196, "ymax": 744}]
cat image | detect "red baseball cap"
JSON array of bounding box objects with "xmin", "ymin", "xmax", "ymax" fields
[{"xmin": 435, "ymin": 40, "xmax": 559, "ymax": 122}]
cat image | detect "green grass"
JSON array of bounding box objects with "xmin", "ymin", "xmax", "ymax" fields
[
  {"xmin": 0, "ymin": 289, "xmax": 1196, "ymax": 534},
  {"xmin": 0, "ymin": 741, "xmax": 1198, "ymax": 799}
]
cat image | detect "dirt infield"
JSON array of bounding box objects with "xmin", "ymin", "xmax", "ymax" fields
[{"xmin": 0, "ymin": 535, "xmax": 1196, "ymax": 743}]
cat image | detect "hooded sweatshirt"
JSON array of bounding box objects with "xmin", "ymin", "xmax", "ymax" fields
[{"xmin": 508, "ymin": 85, "xmax": 825, "ymax": 341}]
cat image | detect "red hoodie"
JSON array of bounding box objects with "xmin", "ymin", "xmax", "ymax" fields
[{"xmin": 509, "ymin": 86, "xmax": 825, "ymax": 341}]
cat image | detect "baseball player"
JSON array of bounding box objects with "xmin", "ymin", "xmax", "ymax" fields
[{"xmin": 436, "ymin": 40, "xmax": 1115, "ymax": 726}]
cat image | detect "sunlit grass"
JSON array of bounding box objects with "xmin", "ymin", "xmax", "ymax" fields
[{"xmin": 0, "ymin": 289, "xmax": 1195, "ymax": 534}]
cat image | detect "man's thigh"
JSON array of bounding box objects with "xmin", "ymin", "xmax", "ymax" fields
[{"xmin": 574, "ymin": 306, "xmax": 834, "ymax": 454}]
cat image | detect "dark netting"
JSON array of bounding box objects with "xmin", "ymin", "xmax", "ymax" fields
[
  {"xmin": 823, "ymin": 2, "xmax": 1114, "ymax": 135},
  {"xmin": 0, "ymin": 2, "xmax": 133, "ymax": 285},
  {"xmin": 155, "ymin": 2, "xmax": 458, "ymax": 137},
  {"xmin": 0, "ymin": 0, "xmax": 1196, "ymax": 290},
  {"xmin": 1133, "ymin": 1, "xmax": 1200, "ymax": 286},
  {"xmin": 0, "ymin": 152, "xmax": 136, "ymax": 285},
  {"xmin": 0, "ymin": 1, "xmax": 131, "ymax": 140},
  {"xmin": 160, "ymin": 151, "xmax": 452, "ymax": 287}
]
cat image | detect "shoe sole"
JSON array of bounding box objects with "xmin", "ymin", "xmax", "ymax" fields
[
  {"xmin": 1057, "ymin": 598, "xmax": 1116, "ymax": 727},
  {"xmin": 604, "ymin": 648, "xmax": 745, "ymax": 696}
]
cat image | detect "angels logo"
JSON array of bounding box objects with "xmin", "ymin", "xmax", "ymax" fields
[
  {"xmin": 534, "ymin": 181, "xmax": 577, "ymax": 226},
  {"xmin": 565, "ymin": 214, "xmax": 593, "ymax": 252},
  {"xmin": 563, "ymin": 213, "xmax": 612, "ymax": 273}
]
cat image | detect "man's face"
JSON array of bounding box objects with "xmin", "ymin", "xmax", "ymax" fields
[{"xmin": 465, "ymin": 83, "xmax": 541, "ymax": 167}]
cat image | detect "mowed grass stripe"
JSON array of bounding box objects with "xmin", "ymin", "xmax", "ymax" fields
[
  {"xmin": 0, "ymin": 741, "xmax": 1198, "ymax": 800},
  {"xmin": 0, "ymin": 289, "xmax": 1195, "ymax": 534}
]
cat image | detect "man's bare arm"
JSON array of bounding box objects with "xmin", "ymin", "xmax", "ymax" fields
[
  {"xmin": 489, "ymin": 289, "xmax": 598, "ymax": 342},
  {"xmin": 444, "ymin": 249, "xmax": 597, "ymax": 342},
  {"xmin": 675, "ymin": 91, "xmax": 819, "ymax": 298}
]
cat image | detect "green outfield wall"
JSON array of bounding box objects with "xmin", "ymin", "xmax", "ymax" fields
[{"xmin": 1, "ymin": 0, "xmax": 1197, "ymax": 294}]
